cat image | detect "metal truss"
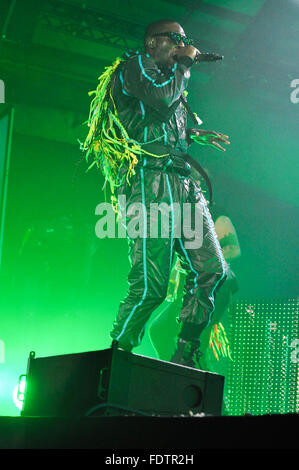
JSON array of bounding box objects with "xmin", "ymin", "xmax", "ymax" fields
[
  {"xmin": 166, "ymin": 0, "xmax": 251, "ymax": 24},
  {"xmin": 38, "ymin": 0, "xmax": 145, "ymax": 49},
  {"xmin": 37, "ymin": 0, "xmax": 222, "ymax": 53}
]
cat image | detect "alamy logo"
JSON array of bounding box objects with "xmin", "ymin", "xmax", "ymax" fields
[
  {"xmin": 95, "ymin": 195, "xmax": 203, "ymax": 249},
  {"xmin": 0, "ymin": 340, "xmax": 5, "ymax": 363},
  {"xmin": 0, "ymin": 80, "xmax": 5, "ymax": 103},
  {"xmin": 290, "ymin": 338, "xmax": 299, "ymax": 364},
  {"xmin": 290, "ymin": 79, "xmax": 299, "ymax": 104}
]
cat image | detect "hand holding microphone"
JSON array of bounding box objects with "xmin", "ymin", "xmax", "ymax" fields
[
  {"xmin": 174, "ymin": 45, "xmax": 223, "ymax": 64},
  {"xmin": 173, "ymin": 45, "xmax": 200, "ymax": 62}
]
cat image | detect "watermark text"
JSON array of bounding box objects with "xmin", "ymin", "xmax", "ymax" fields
[
  {"xmin": 290, "ymin": 79, "xmax": 299, "ymax": 104},
  {"xmin": 95, "ymin": 195, "xmax": 203, "ymax": 249},
  {"xmin": 0, "ymin": 80, "xmax": 5, "ymax": 103},
  {"xmin": 0, "ymin": 340, "xmax": 5, "ymax": 363},
  {"xmin": 290, "ymin": 338, "xmax": 299, "ymax": 364}
]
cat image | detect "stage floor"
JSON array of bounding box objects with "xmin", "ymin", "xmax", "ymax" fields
[{"xmin": 0, "ymin": 413, "xmax": 297, "ymax": 450}]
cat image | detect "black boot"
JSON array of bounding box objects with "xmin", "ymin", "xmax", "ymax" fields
[
  {"xmin": 111, "ymin": 339, "xmax": 133, "ymax": 352},
  {"xmin": 170, "ymin": 338, "xmax": 202, "ymax": 369}
]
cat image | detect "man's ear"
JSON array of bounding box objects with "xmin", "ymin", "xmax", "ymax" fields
[{"xmin": 146, "ymin": 37, "xmax": 156, "ymax": 49}]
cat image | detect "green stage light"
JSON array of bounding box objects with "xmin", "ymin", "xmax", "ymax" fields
[{"xmin": 12, "ymin": 375, "xmax": 26, "ymax": 411}]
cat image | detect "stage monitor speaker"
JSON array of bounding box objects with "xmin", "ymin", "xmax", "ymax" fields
[{"xmin": 21, "ymin": 348, "xmax": 224, "ymax": 417}]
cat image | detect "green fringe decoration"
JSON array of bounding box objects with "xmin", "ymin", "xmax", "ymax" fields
[
  {"xmin": 209, "ymin": 322, "xmax": 233, "ymax": 361},
  {"xmin": 82, "ymin": 56, "xmax": 168, "ymax": 210}
]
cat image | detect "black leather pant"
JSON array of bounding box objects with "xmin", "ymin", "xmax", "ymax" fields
[
  {"xmin": 148, "ymin": 267, "xmax": 238, "ymax": 361},
  {"xmin": 110, "ymin": 155, "xmax": 228, "ymax": 350}
]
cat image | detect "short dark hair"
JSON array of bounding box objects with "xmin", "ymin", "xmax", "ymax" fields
[{"xmin": 144, "ymin": 19, "xmax": 179, "ymax": 47}]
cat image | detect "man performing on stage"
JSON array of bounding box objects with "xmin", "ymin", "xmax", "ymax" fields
[{"xmin": 83, "ymin": 19, "xmax": 230, "ymax": 368}]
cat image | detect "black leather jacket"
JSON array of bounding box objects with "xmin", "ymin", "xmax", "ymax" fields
[{"xmin": 111, "ymin": 50, "xmax": 193, "ymax": 157}]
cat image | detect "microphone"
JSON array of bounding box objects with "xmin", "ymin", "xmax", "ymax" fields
[{"xmin": 194, "ymin": 52, "xmax": 224, "ymax": 62}]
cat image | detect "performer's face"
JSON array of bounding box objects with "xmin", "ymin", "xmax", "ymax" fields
[{"xmin": 148, "ymin": 22, "xmax": 187, "ymax": 70}]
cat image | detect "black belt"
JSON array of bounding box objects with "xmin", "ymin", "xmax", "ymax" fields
[{"xmin": 141, "ymin": 144, "xmax": 214, "ymax": 204}]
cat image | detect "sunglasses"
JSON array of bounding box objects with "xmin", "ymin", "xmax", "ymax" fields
[{"xmin": 151, "ymin": 32, "xmax": 194, "ymax": 46}]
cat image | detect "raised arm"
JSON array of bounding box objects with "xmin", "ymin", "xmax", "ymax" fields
[
  {"xmin": 214, "ymin": 215, "xmax": 241, "ymax": 260},
  {"xmin": 120, "ymin": 53, "xmax": 191, "ymax": 113}
]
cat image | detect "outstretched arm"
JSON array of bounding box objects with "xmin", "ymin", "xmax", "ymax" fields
[{"xmin": 187, "ymin": 128, "xmax": 230, "ymax": 152}]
